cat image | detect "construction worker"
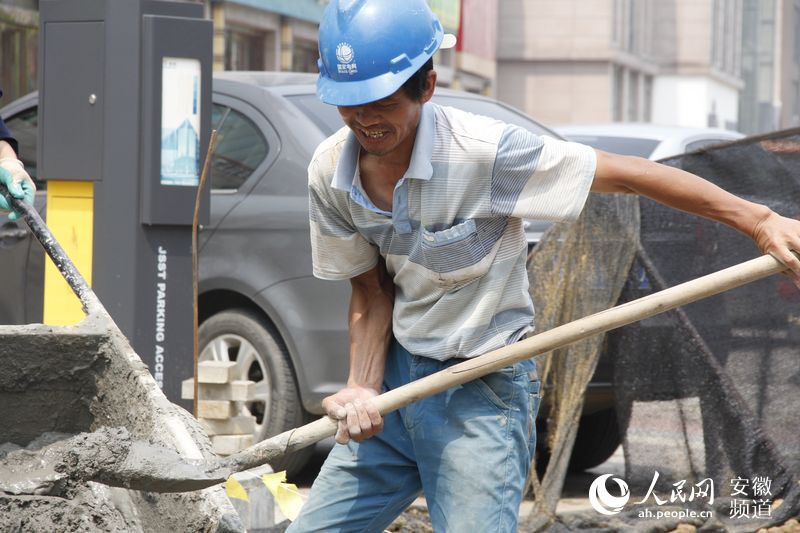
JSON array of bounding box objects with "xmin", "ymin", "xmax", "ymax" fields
[
  {"xmin": 290, "ymin": 1, "xmax": 800, "ymax": 531},
  {"xmin": 0, "ymin": 89, "xmax": 35, "ymax": 220}
]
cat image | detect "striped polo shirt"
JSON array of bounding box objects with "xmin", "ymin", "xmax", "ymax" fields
[{"xmin": 308, "ymin": 102, "xmax": 596, "ymax": 361}]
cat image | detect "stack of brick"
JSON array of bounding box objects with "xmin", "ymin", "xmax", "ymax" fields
[{"xmin": 181, "ymin": 361, "xmax": 258, "ymax": 455}]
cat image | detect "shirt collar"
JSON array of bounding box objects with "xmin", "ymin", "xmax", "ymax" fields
[{"xmin": 331, "ymin": 102, "xmax": 435, "ymax": 192}]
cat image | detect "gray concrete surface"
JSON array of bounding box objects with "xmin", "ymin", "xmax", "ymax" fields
[{"xmin": 0, "ymin": 315, "xmax": 243, "ymax": 532}]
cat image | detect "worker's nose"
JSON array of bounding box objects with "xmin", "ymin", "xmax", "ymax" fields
[{"xmin": 355, "ymin": 106, "xmax": 381, "ymax": 127}]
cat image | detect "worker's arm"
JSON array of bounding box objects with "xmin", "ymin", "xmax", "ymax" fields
[
  {"xmin": 321, "ymin": 259, "xmax": 394, "ymax": 444},
  {"xmin": 0, "ymin": 139, "xmax": 36, "ymax": 220},
  {"xmin": 591, "ymin": 150, "xmax": 800, "ymax": 284}
]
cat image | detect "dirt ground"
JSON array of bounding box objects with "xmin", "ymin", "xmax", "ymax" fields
[
  {"xmin": 387, "ymin": 506, "xmax": 433, "ymax": 532},
  {"xmin": 385, "ymin": 508, "xmax": 800, "ymax": 533},
  {"xmin": 294, "ymin": 443, "xmax": 800, "ymax": 533}
]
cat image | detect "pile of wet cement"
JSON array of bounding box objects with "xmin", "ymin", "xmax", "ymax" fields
[
  {"xmin": 0, "ymin": 425, "xmax": 227, "ymax": 495},
  {"xmin": 0, "ymin": 427, "xmax": 151, "ymax": 496},
  {"xmin": 0, "ymin": 430, "xmax": 140, "ymax": 532}
]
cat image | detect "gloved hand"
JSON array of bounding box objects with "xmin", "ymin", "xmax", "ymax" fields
[{"xmin": 0, "ymin": 158, "xmax": 36, "ymax": 221}]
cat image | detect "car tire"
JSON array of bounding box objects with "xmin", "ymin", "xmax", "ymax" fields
[
  {"xmin": 198, "ymin": 308, "xmax": 313, "ymax": 476},
  {"xmin": 568, "ymin": 408, "xmax": 621, "ymax": 472}
]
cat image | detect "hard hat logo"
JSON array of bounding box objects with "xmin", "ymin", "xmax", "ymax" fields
[
  {"xmin": 336, "ymin": 42, "xmax": 354, "ymax": 64},
  {"xmin": 336, "ymin": 42, "xmax": 358, "ymax": 75}
]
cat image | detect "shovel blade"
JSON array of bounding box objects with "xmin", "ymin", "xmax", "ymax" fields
[{"xmin": 89, "ymin": 441, "xmax": 232, "ymax": 492}]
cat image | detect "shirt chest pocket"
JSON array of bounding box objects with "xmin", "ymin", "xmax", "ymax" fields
[{"xmin": 419, "ymin": 219, "xmax": 499, "ymax": 290}]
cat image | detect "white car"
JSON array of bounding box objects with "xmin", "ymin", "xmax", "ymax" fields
[{"xmin": 556, "ymin": 123, "xmax": 744, "ymax": 161}]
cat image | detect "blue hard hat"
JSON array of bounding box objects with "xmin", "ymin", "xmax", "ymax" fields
[{"xmin": 316, "ymin": 0, "xmax": 457, "ymax": 106}]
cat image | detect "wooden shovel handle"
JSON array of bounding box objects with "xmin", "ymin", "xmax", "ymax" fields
[{"xmin": 224, "ymin": 254, "xmax": 786, "ymax": 473}]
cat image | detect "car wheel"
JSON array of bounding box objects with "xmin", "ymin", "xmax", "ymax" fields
[
  {"xmin": 198, "ymin": 308, "xmax": 312, "ymax": 476},
  {"xmin": 568, "ymin": 408, "xmax": 621, "ymax": 472}
]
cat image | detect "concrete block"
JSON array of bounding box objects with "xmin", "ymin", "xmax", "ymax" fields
[
  {"xmin": 228, "ymin": 380, "xmax": 256, "ymax": 401},
  {"xmin": 200, "ymin": 415, "xmax": 256, "ymax": 436},
  {"xmin": 181, "ymin": 378, "xmax": 196, "ymax": 400},
  {"xmin": 197, "ymin": 361, "xmax": 236, "ymax": 384},
  {"xmin": 181, "ymin": 378, "xmax": 256, "ymax": 401},
  {"xmin": 197, "ymin": 400, "xmax": 235, "ymax": 420},
  {"xmin": 212, "ymin": 434, "xmax": 254, "ymax": 455}
]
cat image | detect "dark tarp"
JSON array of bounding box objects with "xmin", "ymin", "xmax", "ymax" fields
[{"xmin": 524, "ymin": 129, "xmax": 800, "ymax": 532}]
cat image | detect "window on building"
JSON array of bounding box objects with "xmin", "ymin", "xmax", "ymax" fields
[
  {"xmin": 292, "ymin": 38, "xmax": 319, "ymax": 73},
  {"xmin": 210, "ymin": 108, "xmax": 268, "ymax": 190},
  {"xmin": 0, "ymin": 20, "xmax": 37, "ymax": 103},
  {"xmin": 628, "ymin": 71, "xmax": 640, "ymax": 121},
  {"xmin": 712, "ymin": 0, "xmax": 724, "ymax": 69},
  {"xmin": 630, "ymin": 0, "xmax": 655, "ymax": 57},
  {"xmin": 733, "ymin": 0, "xmax": 743, "ymax": 76},
  {"xmin": 644, "ymin": 75, "xmax": 653, "ymax": 122},
  {"xmin": 640, "ymin": 0, "xmax": 653, "ymax": 58},
  {"xmin": 715, "ymin": 0, "xmax": 745, "ymax": 75},
  {"xmin": 719, "ymin": 0, "xmax": 733, "ymax": 72},
  {"xmin": 612, "ymin": 0, "xmax": 623, "ymax": 45},
  {"xmin": 716, "ymin": 0, "xmax": 749, "ymax": 77},
  {"xmin": 794, "ymin": 2, "xmax": 800, "ymax": 63},
  {"xmin": 225, "ymin": 27, "xmax": 265, "ymax": 71},
  {"xmin": 627, "ymin": 0, "xmax": 636, "ymax": 51},
  {"xmin": 613, "ymin": 66, "xmax": 624, "ymax": 121},
  {"xmin": 707, "ymin": 101, "xmax": 719, "ymax": 128}
]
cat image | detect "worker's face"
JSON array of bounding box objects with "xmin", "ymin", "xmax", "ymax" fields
[{"xmin": 338, "ymin": 70, "xmax": 436, "ymax": 157}]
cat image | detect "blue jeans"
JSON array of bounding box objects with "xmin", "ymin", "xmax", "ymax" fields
[{"xmin": 287, "ymin": 339, "xmax": 541, "ymax": 533}]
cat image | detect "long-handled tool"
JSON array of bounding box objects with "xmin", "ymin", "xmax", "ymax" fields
[
  {"xmin": 1, "ymin": 181, "xmax": 789, "ymax": 491},
  {"xmin": 220, "ymin": 251, "xmax": 788, "ymax": 477}
]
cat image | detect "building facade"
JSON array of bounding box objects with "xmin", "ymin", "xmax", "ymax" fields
[
  {"xmin": 0, "ymin": 0, "xmax": 38, "ymax": 104},
  {"xmin": 0, "ymin": 0, "xmax": 496, "ymax": 104},
  {"xmin": 496, "ymin": 0, "xmax": 744, "ymax": 130},
  {"xmin": 651, "ymin": 0, "xmax": 743, "ymax": 130},
  {"xmin": 739, "ymin": 0, "xmax": 800, "ymax": 135},
  {"xmin": 438, "ymin": 0, "xmax": 498, "ymax": 95},
  {"xmin": 207, "ymin": 0, "xmax": 498, "ymax": 95},
  {"xmin": 205, "ymin": 0, "xmax": 324, "ymax": 72}
]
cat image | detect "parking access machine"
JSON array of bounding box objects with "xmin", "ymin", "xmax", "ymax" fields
[{"xmin": 39, "ymin": 0, "xmax": 212, "ymax": 407}]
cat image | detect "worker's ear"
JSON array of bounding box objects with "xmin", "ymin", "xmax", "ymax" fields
[{"xmin": 421, "ymin": 70, "xmax": 437, "ymax": 104}]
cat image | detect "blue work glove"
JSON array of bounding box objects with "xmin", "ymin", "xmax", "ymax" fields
[{"xmin": 0, "ymin": 159, "xmax": 36, "ymax": 221}]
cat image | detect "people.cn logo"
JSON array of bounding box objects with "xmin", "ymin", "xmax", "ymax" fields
[
  {"xmin": 589, "ymin": 474, "xmax": 630, "ymax": 515},
  {"xmin": 336, "ymin": 42, "xmax": 355, "ymax": 64}
]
